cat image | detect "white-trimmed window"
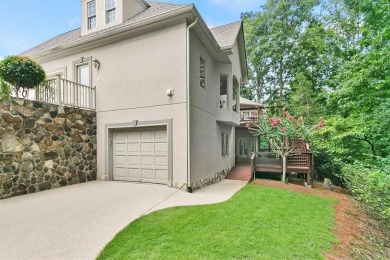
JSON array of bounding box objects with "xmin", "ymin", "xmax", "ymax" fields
[
  {"xmin": 200, "ymin": 57, "xmax": 206, "ymax": 89},
  {"xmin": 233, "ymin": 76, "xmax": 239, "ymax": 111},
  {"xmin": 220, "ymin": 73, "xmax": 228, "ymax": 109},
  {"xmin": 106, "ymin": 0, "xmax": 116, "ymax": 24},
  {"xmin": 221, "ymin": 133, "xmax": 229, "ymax": 158},
  {"xmin": 87, "ymin": 1, "xmax": 96, "ymax": 30},
  {"xmin": 77, "ymin": 64, "xmax": 90, "ymax": 86}
]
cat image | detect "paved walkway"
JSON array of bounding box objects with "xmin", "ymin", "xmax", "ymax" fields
[
  {"xmin": 225, "ymin": 164, "xmax": 252, "ymax": 182},
  {"xmin": 0, "ymin": 179, "xmax": 246, "ymax": 260}
]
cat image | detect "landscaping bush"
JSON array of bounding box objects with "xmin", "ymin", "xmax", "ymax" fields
[
  {"xmin": 340, "ymin": 159, "xmax": 390, "ymax": 226},
  {"xmin": 314, "ymin": 149, "xmax": 343, "ymax": 186},
  {"xmin": 0, "ymin": 78, "xmax": 11, "ymax": 100},
  {"xmin": 0, "ymin": 56, "xmax": 45, "ymax": 97}
]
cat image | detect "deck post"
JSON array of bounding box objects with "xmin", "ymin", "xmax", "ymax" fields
[{"xmin": 56, "ymin": 74, "xmax": 62, "ymax": 105}]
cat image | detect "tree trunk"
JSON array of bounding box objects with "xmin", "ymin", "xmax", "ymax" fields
[{"xmin": 281, "ymin": 154, "xmax": 287, "ymax": 183}]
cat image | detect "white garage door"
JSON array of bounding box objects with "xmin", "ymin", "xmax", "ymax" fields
[{"xmin": 113, "ymin": 127, "xmax": 168, "ymax": 184}]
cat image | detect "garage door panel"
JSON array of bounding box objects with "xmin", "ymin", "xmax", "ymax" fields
[
  {"xmin": 155, "ymin": 156, "xmax": 167, "ymax": 166},
  {"xmin": 115, "ymin": 132, "xmax": 127, "ymax": 140},
  {"xmin": 127, "ymin": 155, "xmax": 140, "ymax": 166},
  {"xmin": 155, "ymin": 169, "xmax": 168, "ymax": 181},
  {"xmin": 115, "ymin": 155, "xmax": 126, "ymax": 166},
  {"xmin": 114, "ymin": 167, "xmax": 127, "ymax": 178},
  {"xmin": 113, "ymin": 127, "xmax": 168, "ymax": 184},
  {"xmin": 154, "ymin": 143, "xmax": 167, "ymax": 153},
  {"xmin": 115, "ymin": 143, "xmax": 126, "ymax": 153},
  {"xmin": 141, "ymin": 168, "xmax": 154, "ymax": 180},
  {"xmin": 127, "ymin": 142, "xmax": 139, "ymax": 153},
  {"xmin": 127, "ymin": 131, "xmax": 139, "ymax": 140},
  {"xmin": 128, "ymin": 168, "xmax": 141, "ymax": 179},
  {"xmin": 141, "ymin": 130, "xmax": 153, "ymax": 140},
  {"xmin": 141, "ymin": 142, "xmax": 153, "ymax": 153},
  {"xmin": 141, "ymin": 156, "xmax": 153, "ymax": 166},
  {"xmin": 155, "ymin": 130, "xmax": 166, "ymax": 140}
]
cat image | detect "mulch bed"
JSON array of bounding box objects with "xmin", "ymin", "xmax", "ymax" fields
[{"xmin": 252, "ymin": 178, "xmax": 390, "ymax": 260}]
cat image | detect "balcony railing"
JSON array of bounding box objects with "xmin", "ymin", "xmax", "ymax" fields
[
  {"xmin": 240, "ymin": 109, "xmax": 258, "ymax": 124},
  {"xmin": 36, "ymin": 75, "xmax": 96, "ymax": 110}
]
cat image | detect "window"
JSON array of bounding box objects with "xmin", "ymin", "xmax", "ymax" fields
[
  {"xmin": 220, "ymin": 74, "xmax": 228, "ymax": 109},
  {"xmin": 237, "ymin": 138, "xmax": 257, "ymax": 157},
  {"xmin": 221, "ymin": 133, "xmax": 229, "ymax": 158},
  {"xmin": 232, "ymin": 76, "xmax": 239, "ymax": 111},
  {"xmin": 87, "ymin": 1, "xmax": 96, "ymax": 30},
  {"xmin": 77, "ymin": 64, "xmax": 90, "ymax": 86},
  {"xmin": 200, "ymin": 57, "xmax": 206, "ymax": 89},
  {"xmin": 106, "ymin": 0, "xmax": 116, "ymax": 24}
]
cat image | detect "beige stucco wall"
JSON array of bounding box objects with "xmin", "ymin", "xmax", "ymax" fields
[
  {"xmin": 38, "ymin": 22, "xmax": 188, "ymax": 183},
  {"xmin": 32, "ymin": 18, "xmax": 246, "ymax": 188},
  {"xmin": 188, "ymin": 31, "xmax": 237, "ymax": 184}
]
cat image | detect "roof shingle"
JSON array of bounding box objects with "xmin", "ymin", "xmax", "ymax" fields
[
  {"xmin": 21, "ymin": 2, "xmax": 190, "ymax": 56},
  {"xmin": 21, "ymin": 2, "xmax": 241, "ymax": 56},
  {"xmin": 209, "ymin": 21, "xmax": 241, "ymax": 48}
]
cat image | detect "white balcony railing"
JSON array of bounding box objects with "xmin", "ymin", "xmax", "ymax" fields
[{"xmin": 36, "ymin": 75, "xmax": 96, "ymax": 110}]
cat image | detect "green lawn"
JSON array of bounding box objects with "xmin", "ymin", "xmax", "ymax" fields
[{"xmin": 98, "ymin": 184, "xmax": 337, "ymax": 260}]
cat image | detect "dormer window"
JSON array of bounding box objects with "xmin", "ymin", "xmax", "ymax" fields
[
  {"xmin": 87, "ymin": 1, "xmax": 96, "ymax": 30},
  {"xmin": 106, "ymin": 0, "xmax": 116, "ymax": 24}
]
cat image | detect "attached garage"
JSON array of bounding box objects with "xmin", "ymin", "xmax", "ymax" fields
[{"xmin": 112, "ymin": 126, "xmax": 168, "ymax": 184}]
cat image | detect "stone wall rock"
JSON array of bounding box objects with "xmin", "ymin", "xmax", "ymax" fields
[{"xmin": 0, "ymin": 98, "xmax": 97, "ymax": 199}]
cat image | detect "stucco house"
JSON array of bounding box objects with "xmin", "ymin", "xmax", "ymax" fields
[{"xmin": 22, "ymin": 0, "xmax": 248, "ymax": 191}]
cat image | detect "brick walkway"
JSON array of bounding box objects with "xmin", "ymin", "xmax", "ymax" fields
[{"xmin": 225, "ymin": 164, "xmax": 252, "ymax": 182}]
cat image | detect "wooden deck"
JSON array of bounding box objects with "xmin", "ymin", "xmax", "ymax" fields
[
  {"xmin": 225, "ymin": 165, "xmax": 252, "ymax": 182},
  {"xmin": 250, "ymin": 140, "xmax": 313, "ymax": 185}
]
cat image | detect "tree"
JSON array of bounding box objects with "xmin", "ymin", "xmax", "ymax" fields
[
  {"xmin": 0, "ymin": 56, "xmax": 46, "ymax": 98},
  {"xmin": 249, "ymin": 111, "xmax": 324, "ymax": 183},
  {"xmin": 243, "ymin": 0, "xmax": 321, "ymax": 104}
]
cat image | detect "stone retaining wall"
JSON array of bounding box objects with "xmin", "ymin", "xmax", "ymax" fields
[{"xmin": 0, "ymin": 98, "xmax": 97, "ymax": 199}]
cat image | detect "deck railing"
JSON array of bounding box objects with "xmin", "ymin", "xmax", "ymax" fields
[
  {"xmin": 36, "ymin": 75, "xmax": 96, "ymax": 110},
  {"xmin": 250, "ymin": 141, "xmax": 313, "ymax": 185}
]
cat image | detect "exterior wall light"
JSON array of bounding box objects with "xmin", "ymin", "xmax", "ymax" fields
[
  {"xmin": 166, "ymin": 89, "xmax": 174, "ymax": 97},
  {"xmin": 92, "ymin": 58, "xmax": 100, "ymax": 69}
]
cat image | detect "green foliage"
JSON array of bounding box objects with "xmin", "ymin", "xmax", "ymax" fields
[
  {"xmin": 242, "ymin": 0, "xmax": 322, "ymax": 104},
  {"xmin": 340, "ymin": 159, "xmax": 390, "ymax": 225},
  {"xmin": 0, "ymin": 78, "xmax": 12, "ymax": 100},
  {"xmin": 0, "ymin": 56, "xmax": 46, "ymax": 96},
  {"xmin": 244, "ymin": 0, "xmax": 389, "ymax": 226},
  {"xmin": 98, "ymin": 185, "xmax": 336, "ymax": 259}
]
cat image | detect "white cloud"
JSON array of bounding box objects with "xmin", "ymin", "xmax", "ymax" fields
[
  {"xmin": 208, "ymin": 0, "xmax": 261, "ymax": 13},
  {"xmin": 0, "ymin": 56, "xmax": 4, "ymax": 61}
]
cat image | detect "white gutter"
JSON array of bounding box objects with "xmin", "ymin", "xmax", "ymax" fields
[{"xmin": 186, "ymin": 18, "xmax": 198, "ymax": 193}]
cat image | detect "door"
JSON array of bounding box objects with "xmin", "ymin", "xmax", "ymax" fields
[
  {"xmin": 113, "ymin": 127, "xmax": 168, "ymax": 184},
  {"xmin": 237, "ymin": 138, "xmax": 257, "ymax": 158}
]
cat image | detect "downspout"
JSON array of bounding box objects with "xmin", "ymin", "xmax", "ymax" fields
[{"xmin": 186, "ymin": 17, "xmax": 198, "ymax": 193}]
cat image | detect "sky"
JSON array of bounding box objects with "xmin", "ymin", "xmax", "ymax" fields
[{"xmin": 0, "ymin": 0, "xmax": 263, "ymax": 59}]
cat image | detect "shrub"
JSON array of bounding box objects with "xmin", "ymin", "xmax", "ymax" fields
[
  {"xmin": 0, "ymin": 78, "xmax": 12, "ymax": 100},
  {"xmin": 340, "ymin": 159, "xmax": 390, "ymax": 226},
  {"xmin": 0, "ymin": 56, "xmax": 45, "ymax": 98}
]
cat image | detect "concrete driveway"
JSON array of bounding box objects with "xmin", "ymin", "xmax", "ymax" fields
[{"xmin": 0, "ymin": 179, "xmax": 246, "ymax": 259}]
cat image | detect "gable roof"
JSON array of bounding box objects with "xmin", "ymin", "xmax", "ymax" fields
[
  {"xmin": 209, "ymin": 21, "xmax": 242, "ymax": 48},
  {"xmin": 21, "ymin": 1, "xmax": 191, "ymax": 56},
  {"xmin": 240, "ymin": 97, "xmax": 262, "ymax": 110}
]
